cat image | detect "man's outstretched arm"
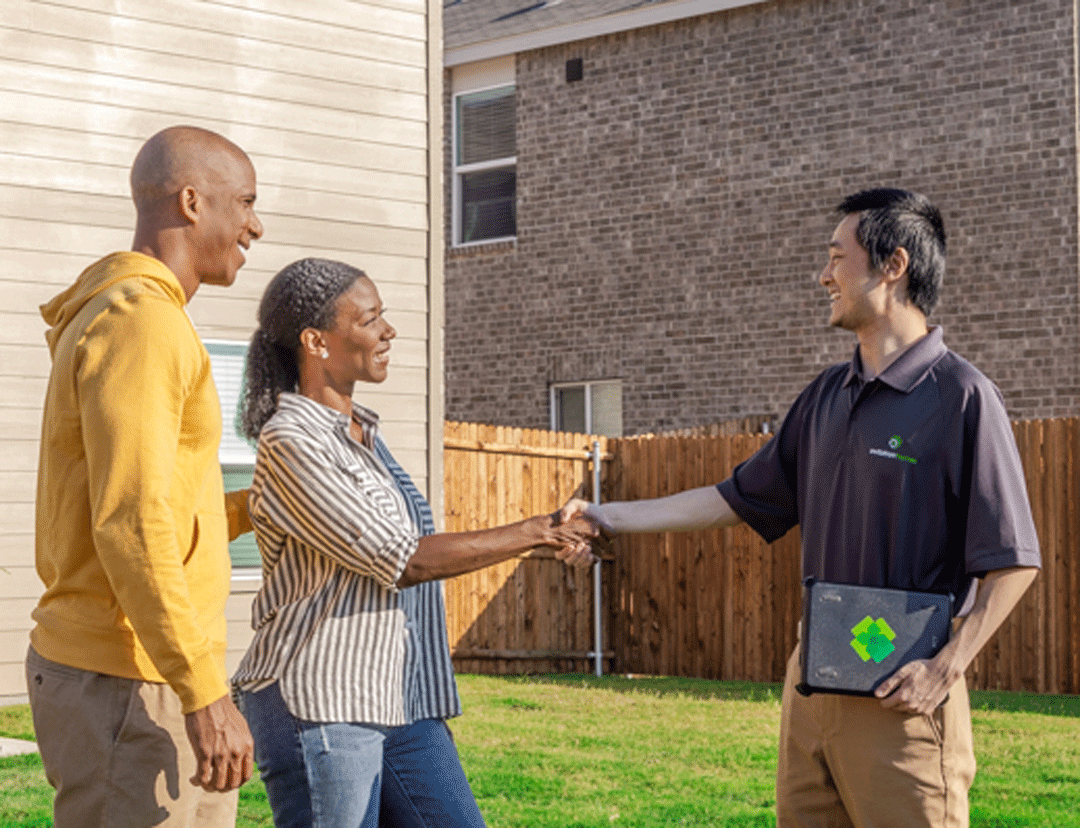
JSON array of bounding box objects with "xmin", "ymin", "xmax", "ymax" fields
[{"xmin": 562, "ymin": 485, "xmax": 742, "ymax": 534}]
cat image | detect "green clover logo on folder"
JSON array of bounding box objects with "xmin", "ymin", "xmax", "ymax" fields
[{"xmin": 850, "ymin": 616, "xmax": 897, "ymax": 663}]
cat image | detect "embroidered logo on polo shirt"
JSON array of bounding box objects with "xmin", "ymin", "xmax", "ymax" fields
[{"xmin": 869, "ymin": 436, "xmax": 917, "ymax": 465}]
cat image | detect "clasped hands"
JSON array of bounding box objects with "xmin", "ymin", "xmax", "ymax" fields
[{"xmin": 541, "ymin": 497, "xmax": 614, "ymax": 570}]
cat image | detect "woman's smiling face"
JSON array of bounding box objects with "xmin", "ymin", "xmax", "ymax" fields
[{"xmin": 323, "ymin": 277, "xmax": 396, "ymax": 385}]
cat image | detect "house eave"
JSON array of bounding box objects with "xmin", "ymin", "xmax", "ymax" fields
[{"xmin": 445, "ymin": 0, "xmax": 769, "ymax": 67}]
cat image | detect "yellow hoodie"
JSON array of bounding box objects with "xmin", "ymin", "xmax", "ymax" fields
[{"xmin": 32, "ymin": 251, "xmax": 247, "ymax": 714}]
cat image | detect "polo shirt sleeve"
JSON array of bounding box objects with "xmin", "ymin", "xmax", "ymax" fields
[
  {"xmin": 717, "ymin": 391, "xmax": 805, "ymax": 544},
  {"xmin": 962, "ymin": 381, "xmax": 1041, "ymax": 576},
  {"xmin": 252, "ymin": 427, "xmax": 418, "ymax": 589}
]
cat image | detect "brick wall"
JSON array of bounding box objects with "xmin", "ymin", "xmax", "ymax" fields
[{"xmin": 444, "ymin": 0, "xmax": 1080, "ymax": 434}]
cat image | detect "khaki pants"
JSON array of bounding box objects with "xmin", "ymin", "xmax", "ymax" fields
[
  {"xmin": 26, "ymin": 647, "xmax": 237, "ymax": 828},
  {"xmin": 777, "ymin": 646, "xmax": 975, "ymax": 828}
]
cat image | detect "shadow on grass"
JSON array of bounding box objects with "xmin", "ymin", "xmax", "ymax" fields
[
  {"xmin": 968, "ymin": 689, "xmax": 1080, "ymax": 718},
  {"xmin": 470, "ymin": 673, "xmax": 1080, "ymax": 716},
  {"xmin": 473, "ymin": 673, "xmax": 784, "ymax": 703}
]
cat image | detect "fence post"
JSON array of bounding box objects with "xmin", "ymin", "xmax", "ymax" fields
[{"xmin": 592, "ymin": 439, "xmax": 603, "ymax": 677}]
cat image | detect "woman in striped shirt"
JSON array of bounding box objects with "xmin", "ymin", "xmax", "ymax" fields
[{"xmin": 232, "ymin": 258, "xmax": 598, "ymax": 828}]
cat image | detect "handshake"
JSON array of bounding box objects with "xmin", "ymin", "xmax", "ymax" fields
[{"xmin": 534, "ymin": 498, "xmax": 616, "ymax": 569}]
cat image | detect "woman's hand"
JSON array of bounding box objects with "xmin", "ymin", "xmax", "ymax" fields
[{"xmin": 530, "ymin": 512, "xmax": 599, "ymax": 569}]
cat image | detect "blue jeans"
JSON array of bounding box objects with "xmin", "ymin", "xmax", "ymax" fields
[{"xmin": 237, "ymin": 683, "xmax": 486, "ymax": 828}]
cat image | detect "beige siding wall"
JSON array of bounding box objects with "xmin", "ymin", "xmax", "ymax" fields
[{"xmin": 0, "ymin": 0, "xmax": 442, "ymax": 704}]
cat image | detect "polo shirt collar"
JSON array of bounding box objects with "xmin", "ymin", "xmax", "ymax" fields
[{"xmin": 843, "ymin": 326, "xmax": 947, "ymax": 393}]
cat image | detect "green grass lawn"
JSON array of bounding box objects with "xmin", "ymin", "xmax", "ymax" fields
[{"xmin": 2, "ymin": 674, "xmax": 1078, "ymax": 827}]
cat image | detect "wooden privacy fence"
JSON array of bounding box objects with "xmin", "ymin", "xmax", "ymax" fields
[
  {"xmin": 442, "ymin": 422, "xmax": 608, "ymax": 675},
  {"xmin": 443, "ymin": 418, "xmax": 1080, "ymax": 695}
]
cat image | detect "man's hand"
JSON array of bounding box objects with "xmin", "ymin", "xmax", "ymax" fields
[
  {"xmin": 559, "ymin": 498, "xmax": 612, "ymax": 533},
  {"xmin": 556, "ymin": 500, "xmax": 616, "ymax": 567},
  {"xmin": 874, "ymin": 657, "xmax": 955, "ymax": 716},
  {"xmin": 544, "ymin": 512, "xmax": 600, "ymax": 569},
  {"xmin": 876, "ymin": 567, "xmax": 1039, "ymax": 716},
  {"xmin": 184, "ymin": 694, "xmax": 254, "ymax": 792}
]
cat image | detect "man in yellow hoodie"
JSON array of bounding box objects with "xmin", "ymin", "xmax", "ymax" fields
[{"xmin": 27, "ymin": 125, "xmax": 264, "ymax": 828}]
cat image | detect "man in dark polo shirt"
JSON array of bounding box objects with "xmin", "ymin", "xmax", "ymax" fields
[{"xmin": 566, "ymin": 188, "xmax": 1040, "ymax": 827}]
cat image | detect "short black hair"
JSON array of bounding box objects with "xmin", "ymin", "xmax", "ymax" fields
[{"xmin": 838, "ymin": 188, "xmax": 946, "ymax": 316}]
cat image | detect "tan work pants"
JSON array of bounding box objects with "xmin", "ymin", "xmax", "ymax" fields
[
  {"xmin": 776, "ymin": 646, "xmax": 975, "ymax": 828},
  {"xmin": 26, "ymin": 647, "xmax": 237, "ymax": 828}
]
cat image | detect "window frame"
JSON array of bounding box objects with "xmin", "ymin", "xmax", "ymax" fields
[
  {"xmin": 451, "ymin": 82, "xmax": 517, "ymax": 248},
  {"xmin": 550, "ymin": 379, "xmax": 624, "ymax": 436}
]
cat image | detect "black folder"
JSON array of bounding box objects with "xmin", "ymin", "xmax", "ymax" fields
[{"xmin": 797, "ymin": 579, "xmax": 952, "ymax": 697}]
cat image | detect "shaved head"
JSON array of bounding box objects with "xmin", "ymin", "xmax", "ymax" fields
[
  {"xmin": 130, "ymin": 125, "xmax": 252, "ymax": 212},
  {"xmin": 129, "ymin": 125, "xmax": 262, "ymax": 298}
]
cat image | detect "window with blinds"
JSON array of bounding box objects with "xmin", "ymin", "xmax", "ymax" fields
[
  {"xmin": 205, "ymin": 340, "xmax": 260, "ymax": 568},
  {"xmin": 453, "ymin": 85, "xmax": 516, "ymax": 245}
]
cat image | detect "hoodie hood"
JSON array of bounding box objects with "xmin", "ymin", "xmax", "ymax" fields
[{"xmin": 41, "ymin": 252, "xmax": 186, "ymax": 353}]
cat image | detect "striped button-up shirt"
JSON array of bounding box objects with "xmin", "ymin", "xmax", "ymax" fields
[{"xmin": 232, "ymin": 393, "xmax": 461, "ymax": 725}]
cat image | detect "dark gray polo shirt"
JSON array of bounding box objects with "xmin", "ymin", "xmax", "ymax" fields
[{"xmin": 718, "ymin": 327, "xmax": 1040, "ymax": 604}]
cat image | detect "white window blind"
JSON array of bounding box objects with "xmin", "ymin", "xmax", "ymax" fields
[
  {"xmin": 205, "ymin": 340, "xmax": 256, "ymax": 465},
  {"xmin": 206, "ymin": 340, "xmax": 259, "ymax": 568}
]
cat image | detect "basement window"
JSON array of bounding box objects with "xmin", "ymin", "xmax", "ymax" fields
[{"xmin": 551, "ymin": 381, "xmax": 623, "ymax": 437}]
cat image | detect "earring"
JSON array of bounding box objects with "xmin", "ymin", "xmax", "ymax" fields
[{"xmin": 320, "ymin": 349, "xmax": 329, "ymax": 360}]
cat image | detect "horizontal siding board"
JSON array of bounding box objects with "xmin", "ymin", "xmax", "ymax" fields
[
  {"xmin": 0, "ymin": 597, "xmax": 37, "ymax": 630},
  {"xmin": 0, "ymin": 152, "xmax": 130, "ymax": 199},
  {"xmin": 0, "ymin": 37, "xmax": 429, "ymax": 125},
  {"xmin": 369, "ymin": 394, "xmax": 429, "ymax": 424},
  {"xmin": 0, "ymin": 473, "xmax": 36, "ymax": 503},
  {"xmin": 0, "ymin": 121, "xmax": 140, "ymax": 169},
  {"xmin": 247, "ymin": 215, "xmax": 429, "ymax": 255},
  {"xmin": 208, "ymin": 0, "xmax": 426, "ymax": 36},
  {"xmin": 0, "ymin": 662, "xmax": 31, "ymax": 699},
  {"xmin": 224, "ymin": 251, "xmax": 428, "ymax": 287},
  {"xmin": 0, "ymin": 320, "xmax": 51, "ymax": 355},
  {"xmin": 269, "ymin": 187, "xmax": 429, "ymax": 231},
  {"xmin": 1, "ymin": 91, "xmax": 430, "ymax": 174},
  {"xmin": 0, "ymin": 345, "xmax": 52, "ymax": 379},
  {"xmin": 0, "ymin": 250, "xmax": 101, "ymax": 284},
  {"xmin": 0, "ymin": 214, "xmax": 428, "ymax": 263},
  {"xmin": 0, "ymin": 502, "xmax": 34, "ymax": 529},
  {"xmin": 0, "ymin": 250, "xmax": 428, "ymax": 291},
  {"xmin": 0, "ymin": 283, "xmax": 65, "ymax": 321},
  {"xmin": 0, "ymin": 407, "xmax": 44, "ymax": 434},
  {"xmin": 0, "ymin": 442, "xmax": 39, "ymax": 473},
  {"xmin": 1, "ymin": 62, "xmax": 429, "ymax": 149},
  {"xmin": 2, "ymin": 122, "xmax": 428, "ymax": 200},
  {"xmin": 0, "ymin": 215, "xmax": 131, "ymax": 260},
  {"xmin": 0, "ymin": 629, "xmax": 32, "ymax": 656},
  {"xmin": 0, "ymin": 540, "xmax": 33, "ymax": 569},
  {"xmin": 0, "ymin": 177, "xmax": 427, "ymax": 233},
  {"xmin": 0, "ymin": 376, "xmax": 46, "ymax": 409},
  {"xmin": 17, "ymin": 0, "xmax": 427, "ymax": 64},
  {"xmin": 0, "ymin": 566, "xmax": 42, "ymax": 597},
  {"xmin": 2, "ymin": 11, "xmax": 426, "ymax": 93}
]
